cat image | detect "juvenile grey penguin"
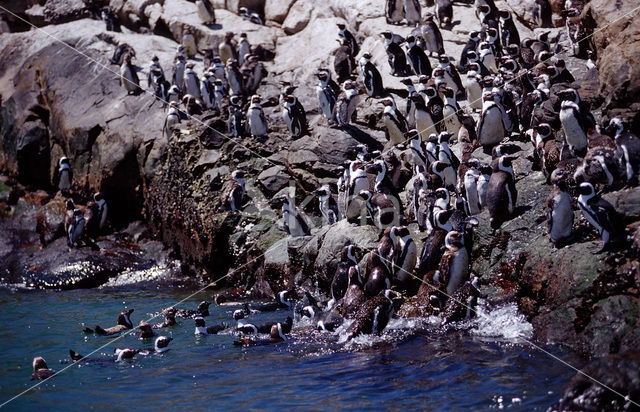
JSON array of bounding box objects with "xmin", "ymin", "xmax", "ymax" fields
[
  {"xmin": 546, "ymin": 169, "xmax": 573, "ymax": 248},
  {"xmin": 67, "ymin": 208, "xmax": 85, "ymax": 248},
  {"xmin": 385, "ymin": 0, "xmax": 404, "ymax": 25},
  {"xmin": 486, "ymin": 155, "xmax": 517, "ymax": 229},
  {"xmin": 120, "ymin": 52, "xmax": 141, "ymax": 95},
  {"xmin": 313, "ymin": 185, "xmax": 339, "ymax": 225},
  {"xmin": 93, "ymin": 192, "xmax": 108, "ymax": 231},
  {"xmin": 196, "ymin": 0, "xmax": 216, "ymax": 24},
  {"xmin": 220, "ymin": 170, "xmax": 246, "ymax": 211},
  {"xmin": 247, "ymin": 95, "xmax": 268, "ymax": 138},
  {"xmin": 218, "ymin": 32, "xmax": 236, "ymax": 64},
  {"xmin": 577, "ymin": 182, "xmax": 627, "ymax": 253},
  {"xmin": 435, "ymin": 0, "xmax": 453, "ymax": 28},
  {"xmin": 422, "ymin": 15, "xmax": 445, "ymax": 56},
  {"xmin": 404, "ymin": 0, "xmax": 422, "ymax": 26}
]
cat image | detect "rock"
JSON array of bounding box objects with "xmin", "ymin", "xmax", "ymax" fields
[
  {"xmin": 35, "ymin": 194, "xmax": 67, "ymax": 246},
  {"xmin": 265, "ymin": 0, "xmax": 297, "ymax": 24},
  {"xmin": 282, "ymin": 0, "xmax": 312, "ymax": 35},
  {"xmin": 25, "ymin": 4, "xmax": 46, "ymax": 27},
  {"xmin": 550, "ymin": 352, "xmax": 640, "ymax": 411},
  {"xmin": 257, "ymin": 165, "xmax": 290, "ymax": 197},
  {"xmin": 43, "ymin": 0, "xmax": 88, "ymax": 25},
  {"xmin": 603, "ymin": 186, "xmax": 640, "ymax": 220}
]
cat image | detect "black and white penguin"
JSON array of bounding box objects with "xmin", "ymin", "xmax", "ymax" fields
[
  {"xmin": 462, "ymin": 160, "xmax": 482, "ymax": 215},
  {"xmin": 533, "ymin": 0, "xmax": 552, "ymax": 28},
  {"xmin": 459, "ymin": 31, "xmax": 481, "ymax": 71},
  {"xmin": 213, "ymin": 79, "xmax": 226, "ymax": 112},
  {"xmin": 385, "ymin": 0, "xmax": 404, "ymax": 25},
  {"xmin": 498, "ymin": 9, "xmax": 520, "ymax": 48},
  {"xmin": 363, "ymin": 250, "xmax": 392, "ymax": 298},
  {"xmin": 464, "ymin": 63, "xmax": 483, "ymax": 111},
  {"xmin": 176, "ymin": 301, "xmax": 211, "ymax": 318},
  {"xmin": 166, "ymin": 84, "xmax": 181, "ymax": 104},
  {"xmin": 430, "ymin": 160, "xmax": 456, "ymax": 190},
  {"xmin": 478, "ymin": 42, "xmax": 497, "ymax": 74},
  {"xmin": 250, "ymin": 291, "xmax": 294, "ymax": 312},
  {"xmin": 346, "ymin": 160, "xmax": 371, "ymax": 221},
  {"xmin": 546, "ymin": 169, "xmax": 574, "ymax": 248},
  {"xmin": 424, "ymin": 86, "xmax": 445, "ymax": 131},
  {"xmin": 347, "ymin": 292, "xmax": 394, "ymax": 339},
  {"xmin": 360, "ymin": 53, "xmax": 385, "ymax": 97},
  {"xmin": 238, "ymin": 7, "xmax": 264, "ymax": 25},
  {"xmin": 147, "ymin": 55, "xmax": 164, "ymax": 88},
  {"xmin": 366, "ymin": 159, "xmax": 396, "ymax": 197},
  {"xmin": 93, "ymin": 192, "xmax": 108, "ymax": 231},
  {"xmin": 56, "ymin": 157, "xmax": 73, "ymax": 193},
  {"xmin": 408, "ymin": 129, "xmax": 429, "ymax": 170},
  {"xmin": 31, "ymin": 357, "xmax": 54, "ymax": 381},
  {"xmin": 163, "ymin": 102, "xmax": 181, "ymax": 139},
  {"xmin": 282, "ymin": 95, "xmax": 308, "ymax": 139},
  {"xmin": 247, "ymin": 95, "xmax": 268, "ymax": 138},
  {"xmin": 476, "ymin": 90, "xmax": 505, "ymax": 148},
  {"xmin": 405, "ymin": 35, "xmax": 432, "ymax": 77},
  {"xmin": 412, "ymin": 94, "xmax": 437, "ymax": 139},
  {"xmin": 316, "ymin": 70, "xmax": 337, "ymax": 122},
  {"xmin": 358, "ymin": 190, "xmax": 397, "ymax": 234},
  {"xmin": 404, "ymin": 0, "xmax": 422, "ymax": 26},
  {"xmin": 335, "ymin": 80, "xmax": 359, "ymax": 127},
  {"xmin": 89, "ymin": 309, "xmax": 134, "ymax": 336},
  {"xmin": 435, "ymin": 0, "xmax": 453, "ymax": 28},
  {"xmin": 558, "ymin": 89, "xmax": 590, "ymax": 156},
  {"xmin": 577, "ymin": 182, "xmax": 627, "ymax": 253},
  {"xmin": 67, "ymin": 208, "xmax": 85, "ymax": 248},
  {"xmin": 392, "ymin": 226, "xmax": 417, "ymax": 291},
  {"xmin": 334, "ymin": 39, "xmax": 355, "ymax": 83},
  {"xmin": 422, "ymin": 15, "xmax": 445, "ymax": 56},
  {"xmin": 331, "ymin": 244, "xmax": 360, "ymax": 302},
  {"xmin": 380, "ymin": 97, "xmax": 409, "ymax": 146},
  {"xmin": 194, "ymin": 317, "xmax": 228, "ymax": 335},
  {"xmin": 182, "ymin": 94, "xmax": 203, "ymax": 116},
  {"xmin": 225, "ymin": 58, "xmax": 245, "ymax": 97},
  {"xmin": 277, "ymin": 195, "xmax": 311, "ymax": 237},
  {"xmin": 313, "ymin": 185, "xmax": 339, "ymax": 225},
  {"xmin": 442, "ymin": 87, "xmax": 462, "ymax": 137},
  {"xmin": 439, "ymin": 55, "xmax": 465, "ymax": 101},
  {"xmin": 200, "ymin": 72, "xmax": 215, "ymax": 109},
  {"xmin": 342, "ymin": 266, "xmax": 366, "ymax": 319},
  {"xmin": 227, "ymin": 95, "xmax": 246, "ymax": 138},
  {"xmin": 416, "ymin": 208, "xmax": 454, "ymax": 277},
  {"xmin": 437, "ymin": 131, "xmax": 460, "ymax": 170},
  {"xmin": 183, "ymin": 63, "xmax": 201, "ymax": 99},
  {"xmin": 101, "ymin": 6, "xmax": 121, "ymax": 32},
  {"xmin": 172, "ymin": 55, "xmax": 186, "ymax": 91},
  {"xmin": 120, "ymin": 52, "xmax": 141, "ymax": 95},
  {"xmin": 196, "ymin": 0, "xmax": 216, "ymax": 24},
  {"xmin": 434, "ymin": 230, "xmax": 469, "ymax": 297},
  {"xmin": 381, "ymin": 32, "xmax": 412, "ymax": 77},
  {"xmin": 337, "ymin": 23, "xmax": 359, "ymax": 56},
  {"xmin": 486, "ymin": 155, "xmax": 517, "ymax": 229},
  {"xmin": 606, "ymin": 117, "xmax": 640, "ymax": 183},
  {"xmin": 220, "ymin": 170, "xmax": 246, "ymax": 212}
]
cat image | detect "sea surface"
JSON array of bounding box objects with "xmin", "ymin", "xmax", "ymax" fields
[{"xmin": 0, "ymin": 285, "xmax": 584, "ymax": 411}]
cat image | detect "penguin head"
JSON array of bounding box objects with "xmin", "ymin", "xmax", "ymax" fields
[
  {"xmin": 469, "ymin": 31, "xmax": 480, "ymax": 41},
  {"xmin": 284, "ymin": 95, "xmax": 296, "ymax": 105},
  {"xmin": 557, "ymin": 88, "xmax": 579, "ymax": 104},
  {"xmin": 537, "ymin": 31, "xmax": 550, "ymax": 43},
  {"xmin": 33, "ymin": 356, "xmax": 48, "ymax": 372},
  {"xmin": 278, "ymin": 290, "xmax": 293, "ymax": 307},
  {"xmin": 270, "ymin": 323, "xmax": 286, "ymax": 342},
  {"xmin": 418, "ymin": 75, "xmax": 430, "ymax": 86},
  {"xmin": 481, "ymin": 90, "xmax": 494, "ymax": 103},
  {"xmin": 343, "ymin": 80, "xmax": 356, "ymax": 90},
  {"xmin": 505, "ymin": 44, "xmax": 520, "ymax": 57},
  {"xmin": 438, "ymin": 55, "xmax": 450, "ymax": 66},
  {"xmin": 577, "ymin": 182, "xmax": 595, "ymax": 197},
  {"xmin": 65, "ymin": 199, "xmax": 75, "ymax": 211},
  {"xmin": 115, "ymin": 348, "xmax": 136, "ymax": 361},
  {"xmin": 400, "ymin": 78, "xmax": 413, "ymax": 87},
  {"xmin": 432, "ymin": 67, "xmax": 445, "ymax": 78},
  {"xmin": 444, "ymin": 230, "xmax": 464, "ymax": 249},
  {"xmin": 313, "ymin": 185, "xmax": 332, "ymax": 198},
  {"xmin": 250, "ymin": 94, "xmax": 262, "ymax": 104},
  {"xmin": 194, "ymin": 317, "xmax": 206, "ymax": 327},
  {"xmin": 197, "ymin": 301, "xmax": 211, "ymax": 315},
  {"xmin": 380, "ymin": 31, "xmax": 393, "ymax": 40},
  {"xmin": 498, "ymin": 9, "xmax": 511, "ymax": 19},
  {"xmin": 441, "ymin": 87, "xmax": 455, "ymax": 99},
  {"xmin": 155, "ymin": 336, "xmax": 173, "ymax": 352},
  {"xmin": 405, "ymin": 129, "xmax": 420, "ymax": 142},
  {"xmin": 406, "ymin": 35, "xmax": 416, "ymax": 46},
  {"xmin": 138, "ymin": 320, "xmax": 154, "ymax": 337},
  {"xmin": 466, "ymin": 50, "xmax": 478, "ymax": 62},
  {"xmin": 118, "ymin": 309, "xmax": 134, "ymax": 328},
  {"xmin": 365, "ymin": 160, "xmax": 385, "ymax": 174},
  {"xmin": 434, "ymin": 188, "xmax": 449, "ymax": 201},
  {"xmin": 379, "ymin": 97, "xmax": 394, "ymax": 108},
  {"xmin": 93, "ymin": 192, "xmax": 104, "ymax": 202},
  {"xmin": 59, "ymin": 157, "xmax": 70, "ymax": 166},
  {"xmin": 550, "ymin": 169, "xmax": 569, "ymax": 188},
  {"xmin": 224, "ymin": 31, "xmax": 234, "ymax": 41},
  {"xmin": 358, "ymin": 190, "xmax": 373, "ymax": 202},
  {"xmin": 434, "ymin": 209, "xmax": 454, "ymax": 230},
  {"xmin": 438, "ymin": 131, "xmax": 454, "ymax": 143},
  {"xmin": 229, "ymin": 95, "xmax": 242, "ymax": 106},
  {"xmin": 605, "ymin": 117, "xmax": 625, "ymax": 137},
  {"xmin": 534, "ymin": 123, "xmax": 553, "ymax": 139},
  {"xmin": 361, "ymin": 52, "xmax": 372, "ymax": 61},
  {"xmin": 487, "ymin": 28, "xmax": 498, "ymax": 40},
  {"xmin": 231, "ymin": 169, "xmax": 246, "ymax": 180},
  {"xmin": 478, "ymin": 4, "xmax": 490, "ymax": 15},
  {"xmin": 233, "ymin": 309, "xmax": 245, "ymax": 320},
  {"xmin": 301, "ymin": 305, "xmax": 316, "ymax": 320},
  {"xmin": 337, "ymin": 22, "xmax": 346, "ymax": 30}
]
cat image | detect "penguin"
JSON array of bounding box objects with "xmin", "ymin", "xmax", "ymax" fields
[
  {"xmin": 466, "ymin": 50, "xmax": 491, "ymax": 78},
  {"xmin": 56, "ymin": 157, "xmax": 73, "ymax": 193},
  {"xmin": 411, "ymin": 94, "xmax": 435, "ymax": 139},
  {"xmin": 31, "ymin": 357, "xmax": 54, "ymax": 381},
  {"xmin": 422, "ymin": 15, "xmax": 445, "ymax": 56},
  {"xmin": 441, "ymin": 276, "xmax": 480, "ymax": 324},
  {"xmin": 166, "ymin": 84, "xmax": 181, "ymax": 104},
  {"xmin": 92, "ymin": 192, "xmax": 108, "ymax": 231},
  {"xmin": 405, "ymin": 36, "xmax": 432, "ymax": 77},
  {"xmin": 363, "ymin": 250, "xmax": 392, "ymax": 298},
  {"xmin": 606, "ymin": 117, "xmax": 640, "ymax": 183},
  {"xmin": 385, "ymin": 0, "xmax": 404, "ymax": 25},
  {"xmin": 163, "ymin": 102, "xmax": 181, "ymax": 139},
  {"xmin": 282, "ymin": 94, "xmax": 308, "ymax": 139},
  {"xmin": 458, "ymin": 31, "xmax": 481, "ymax": 71},
  {"xmin": 334, "ymin": 39, "xmax": 355, "ymax": 83},
  {"xmin": 358, "ymin": 190, "xmax": 397, "ymax": 234},
  {"xmin": 313, "ymin": 185, "xmax": 339, "ymax": 225},
  {"xmin": 213, "ymin": 79, "xmax": 227, "ymax": 112},
  {"xmin": 558, "ymin": 89, "xmax": 589, "ymax": 156},
  {"xmin": 237, "ymin": 33, "xmax": 250, "ymax": 66},
  {"xmin": 430, "ymin": 160, "xmax": 456, "ymax": 190},
  {"xmin": 498, "ymin": 9, "xmax": 520, "ymax": 48},
  {"xmin": 380, "ymin": 32, "xmax": 412, "ymax": 77},
  {"xmin": 533, "ymin": 0, "xmax": 553, "ymax": 28},
  {"xmin": 301, "ymin": 305, "xmax": 344, "ymax": 332},
  {"xmin": 316, "ymin": 70, "xmax": 337, "ymax": 121},
  {"xmin": 175, "ymin": 301, "xmax": 211, "ymax": 318},
  {"xmin": 335, "ymin": 80, "xmax": 359, "ymax": 127},
  {"xmin": 194, "ymin": 317, "xmax": 228, "ymax": 335},
  {"xmin": 404, "ymin": 0, "xmax": 422, "ymax": 26},
  {"xmin": 534, "ymin": 123, "xmax": 560, "ymax": 180},
  {"xmin": 546, "ymin": 170, "xmax": 574, "ymax": 248},
  {"xmin": 551, "ymin": 59, "xmax": 575, "ymax": 84},
  {"xmin": 218, "ymin": 32, "xmax": 236, "ymax": 64},
  {"xmin": 219, "ymin": 170, "xmax": 245, "ymax": 211},
  {"xmin": 462, "ymin": 161, "xmax": 482, "ymax": 215},
  {"xmin": 247, "ymin": 95, "xmax": 268, "ymax": 138},
  {"xmin": 486, "ymin": 155, "xmax": 517, "ymax": 229},
  {"xmin": 238, "ymin": 7, "xmax": 264, "ymax": 25},
  {"xmin": 337, "ymin": 23, "xmax": 359, "ymax": 57},
  {"xmin": 182, "ymin": 94, "xmax": 203, "ymax": 116},
  {"xmin": 574, "ymin": 146, "xmax": 623, "ymax": 189},
  {"xmin": 424, "ymin": 86, "xmax": 444, "ymax": 132},
  {"xmin": 477, "ymin": 163, "xmax": 492, "ymax": 209},
  {"xmin": 277, "ymin": 195, "xmax": 311, "ymax": 237},
  {"xmin": 225, "ymin": 58, "xmax": 245, "ymax": 97},
  {"xmin": 416, "ymin": 208, "xmax": 454, "ymax": 277},
  {"xmin": 380, "ymin": 97, "xmax": 409, "ymax": 146},
  {"xmin": 464, "ymin": 63, "xmax": 483, "ymax": 111},
  {"xmin": 211, "ymin": 56, "xmax": 226, "ymax": 81},
  {"xmin": 437, "ymin": 131, "xmax": 460, "ymax": 170},
  {"xmin": 147, "ymin": 55, "xmax": 164, "ymax": 89},
  {"xmin": 342, "ymin": 266, "xmax": 366, "ymax": 319},
  {"xmin": 183, "ymin": 63, "xmax": 201, "ymax": 99},
  {"xmin": 478, "ymin": 42, "xmax": 497, "ymax": 74},
  {"xmin": 151, "ymin": 307, "xmax": 177, "ymax": 329},
  {"xmin": 227, "ymin": 95, "xmax": 247, "ymax": 138},
  {"xmin": 120, "ymin": 52, "xmax": 141, "ymax": 95},
  {"xmin": 360, "ymin": 53, "xmax": 385, "ymax": 97},
  {"xmin": 392, "ymin": 226, "xmax": 417, "ymax": 291},
  {"xmin": 196, "ymin": 0, "xmax": 216, "ymax": 24},
  {"xmin": 331, "ymin": 244, "xmax": 360, "ymax": 302},
  {"xmin": 408, "ymin": 129, "xmax": 429, "ymax": 170},
  {"xmin": 434, "ymin": 230, "xmax": 469, "ymax": 297},
  {"xmin": 199, "ymin": 72, "xmax": 215, "ymax": 109},
  {"xmin": 435, "ymin": 0, "xmax": 453, "ymax": 28},
  {"xmin": 67, "ymin": 208, "xmax": 85, "ymax": 248},
  {"xmin": 250, "ymin": 291, "xmax": 293, "ymax": 312},
  {"xmin": 182, "ymin": 27, "xmax": 197, "ymax": 58},
  {"xmin": 348, "ymin": 292, "xmax": 394, "ymax": 339},
  {"xmin": 89, "ymin": 309, "xmax": 134, "ymax": 336},
  {"xmin": 439, "ymin": 55, "xmax": 465, "ymax": 101},
  {"xmin": 137, "ymin": 320, "xmax": 155, "ymax": 339},
  {"xmin": 366, "ymin": 159, "xmax": 397, "ymax": 197},
  {"xmin": 139, "ymin": 336, "xmax": 173, "ymax": 354},
  {"xmin": 442, "ymin": 87, "xmax": 462, "ymax": 137},
  {"xmin": 476, "ymin": 90, "xmax": 505, "ymax": 148},
  {"xmin": 172, "ymin": 55, "xmax": 186, "ymax": 91},
  {"xmin": 577, "ymin": 182, "xmax": 627, "ymax": 253},
  {"xmin": 345, "ymin": 160, "xmax": 371, "ymax": 222}
]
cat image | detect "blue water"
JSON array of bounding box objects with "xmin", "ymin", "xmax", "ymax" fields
[{"xmin": 0, "ymin": 286, "xmax": 583, "ymax": 410}]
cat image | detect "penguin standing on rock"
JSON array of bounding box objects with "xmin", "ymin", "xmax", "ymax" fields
[
  {"xmin": 477, "ymin": 90, "xmax": 504, "ymax": 148},
  {"xmin": 182, "ymin": 27, "xmax": 197, "ymax": 58},
  {"xmin": 498, "ymin": 9, "xmax": 520, "ymax": 48},
  {"xmin": 247, "ymin": 95, "xmax": 268, "ymax": 138},
  {"xmin": 219, "ymin": 170, "xmax": 246, "ymax": 212},
  {"xmin": 381, "ymin": 32, "xmax": 412, "ymax": 77},
  {"xmin": 313, "ymin": 185, "xmax": 339, "ymax": 225},
  {"xmin": 546, "ymin": 170, "xmax": 573, "ymax": 248},
  {"xmin": 316, "ymin": 70, "xmax": 337, "ymax": 121},
  {"xmin": 218, "ymin": 32, "xmax": 236, "ymax": 64},
  {"xmin": 422, "ymin": 15, "xmax": 445, "ymax": 56},
  {"xmin": 606, "ymin": 117, "xmax": 640, "ymax": 183},
  {"xmin": 337, "ymin": 23, "xmax": 359, "ymax": 57},
  {"xmin": 331, "ymin": 245, "xmax": 360, "ymax": 302},
  {"xmin": 120, "ymin": 52, "xmax": 141, "ymax": 95},
  {"xmin": 404, "ymin": 0, "xmax": 422, "ymax": 26},
  {"xmin": 282, "ymin": 94, "xmax": 308, "ymax": 139},
  {"xmin": 435, "ymin": 0, "xmax": 453, "ymax": 28},
  {"xmin": 380, "ymin": 98, "xmax": 409, "ymax": 146},
  {"xmin": 68, "ymin": 208, "xmax": 85, "ymax": 248},
  {"xmin": 577, "ymin": 182, "xmax": 627, "ymax": 253},
  {"xmin": 458, "ymin": 31, "xmax": 481, "ymax": 71},
  {"xmin": 335, "ymin": 80, "xmax": 359, "ymax": 127},
  {"xmin": 406, "ymin": 36, "xmax": 432, "ymax": 77},
  {"xmin": 275, "ymin": 195, "xmax": 311, "ymax": 237},
  {"xmin": 558, "ymin": 89, "xmax": 590, "ymax": 156},
  {"xmin": 385, "ymin": 0, "xmax": 404, "ymax": 25},
  {"xmin": 56, "ymin": 157, "xmax": 73, "ymax": 194},
  {"xmin": 172, "ymin": 55, "xmax": 186, "ymax": 91},
  {"xmin": 360, "ymin": 53, "xmax": 385, "ymax": 97},
  {"xmin": 196, "ymin": 0, "xmax": 216, "ymax": 24},
  {"xmin": 358, "ymin": 190, "xmax": 398, "ymax": 235},
  {"xmin": 392, "ymin": 226, "xmax": 417, "ymax": 291},
  {"xmin": 183, "ymin": 63, "xmax": 201, "ymax": 99},
  {"xmin": 334, "ymin": 39, "xmax": 355, "ymax": 83},
  {"xmin": 486, "ymin": 155, "xmax": 517, "ymax": 229},
  {"xmin": 163, "ymin": 102, "xmax": 181, "ymax": 139},
  {"xmin": 227, "ymin": 95, "xmax": 246, "ymax": 138}
]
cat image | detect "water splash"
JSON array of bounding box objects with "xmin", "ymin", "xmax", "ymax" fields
[{"xmin": 470, "ymin": 301, "xmax": 533, "ymax": 340}]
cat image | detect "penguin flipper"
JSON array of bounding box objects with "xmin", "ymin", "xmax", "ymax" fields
[
  {"xmin": 69, "ymin": 350, "xmax": 84, "ymax": 361},
  {"xmin": 94, "ymin": 325, "xmax": 107, "ymax": 335}
]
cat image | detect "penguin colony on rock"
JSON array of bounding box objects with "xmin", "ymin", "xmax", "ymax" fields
[{"xmin": 29, "ymin": 0, "xmax": 640, "ymax": 380}]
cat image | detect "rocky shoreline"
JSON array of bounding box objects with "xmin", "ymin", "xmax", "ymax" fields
[{"xmin": 1, "ymin": 0, "xmax": 640, "ymax": 407}]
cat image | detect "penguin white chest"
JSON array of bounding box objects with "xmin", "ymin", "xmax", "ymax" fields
[
  {"xmin": 550, "ymin": 191, "xmax": 573, "ymax": 242},
  {"xmin": 464, "ymin": 171, "xmax": 481, "ymax": 215},
  {"xmin": 478, "ymin": 106, "xmax": 504, "ymax": 146},
  {"xmin": 247, "ymin": 109, "xmax": 266, "ymax": 136},
  {"xmin": 446, "ymin": 249, "xmax": 469, "ymax": 295},
  {"xmin": 560, "ymin": 108, "xmax": 587, "ymax": 152}
]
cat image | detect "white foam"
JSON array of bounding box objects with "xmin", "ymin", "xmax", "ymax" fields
[{"xmin": 470, "ymin": 302, "xmax": 533, "ymax": 340}]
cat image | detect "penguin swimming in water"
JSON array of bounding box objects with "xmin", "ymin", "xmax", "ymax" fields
[
  {"xmin": 31, "ymin": 357, "xmax": 54, "ymax": 380},
  {"xmin": 577, "ymin": 182, "xmax": 627, "ymax": 253},
  {"xmin": 120, "ymin": 52, "xmax": 141, "ymax": 95},
  {"xmin": 67, "ymin": 208, "xmax": 85, "ymax": 248},
  {"xmin": 486, "ymin": 155, "xmax": 517, "ymax": 229},
  {"xmin": 546, "ymin": 169, "xmax": 574, "ymax": 248},
  {"xmin": 313, "ymin": 185, "xmax": 339, "ymax": 225},
  {"xmin": 194, "ymin": 317, "xmax": 228, "ymax": 335},
  {"xmin": 360, "ymin": 53, "xmax": 385, "ymax": 97},
  {"xmin": 87, "ymin": 309, "xmax": 134, "ymax": 336},
  {"xmin": 282, "ymin": 94, "xmax": 308, "ymax": 139},
  {"xmin": 247, "ymin": 95, "xmax": 268, "ymax": 138}
]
